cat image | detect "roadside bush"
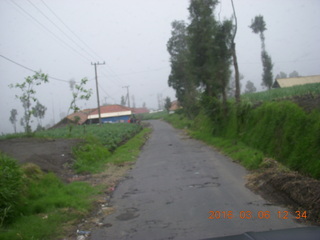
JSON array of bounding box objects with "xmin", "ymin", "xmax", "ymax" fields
[{"xmin": 0, "ymin": 153, "xmax": 22, "ymax": 226}]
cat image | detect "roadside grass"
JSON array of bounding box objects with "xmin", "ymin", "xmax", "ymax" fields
[
  {"xmin": 139, "ymin": 111, "xmax": 168, "ymax": 120},
  {"xmin": 107, "ymin": 127, "xmax": 152, "ymax": 164},
  {"xmin": 164, "ymin": 100, "xmax": 320, "ymax": 179},
  {"xmin": 164, "ymin": 113, "xmax": 264, "ymax": 170},
  {"xmin": 242, "ymin": 82, "xmax": 320, "ymax": 103},
  {"xmin": 0, "ymin": 125, "xmax": 151, "ymax": 239},
  {"xmin": 0, "ymin": 164, "xmax": 101, "ymax": 240}
]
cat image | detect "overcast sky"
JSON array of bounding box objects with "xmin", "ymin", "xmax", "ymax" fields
[{"xmin": 1, "ymin": 0, "xmax": 319, "ymax": 134}]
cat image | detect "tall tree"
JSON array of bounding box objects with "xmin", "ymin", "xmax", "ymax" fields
[
  {"xmin": 9, "ymin": 109, "xmax": 18, "ymax": 133},
  {"xmin": 32, "ymin": 101, "xmax": 47, "ymax": 130},
  {"xmin": 275, "ymin": 71, "xmax": 287, "ymax": 79},
  {"xmin": 250, "ymin": 15, "xmax": 273, "ymax": 89},
  {"xmin": 167, "ymin": 20, "xmax": 197, "ymax": 117},
  {"xmin": 9, "ymin": 71, "xmax": 48, "ymax": 134},
  {"xmin": 231, "ymin": 0, "xmax": 241, "ymax": 103},
  {"xmin": 164, "ymin": 97, "xmax": 172, "ymax": 113},
  {"xmin": 214, "ymin": 19, "xmax": 233, "ymax": 105},
  {"xmin": 289, "ymin": 70, "xmax": 300, "ymax": 78},
  {"xmin": 244, "ymin": 80, "xmax": 257, "ymax": 93},
  {"xmin": 68, "ymin": 78, "xmax": 92, "ymax": 115},
  {"xmin": 187, "ymin": 0, "xmax": 219, "ymax": 96},
  {"xmin": 120, "ymin": 96, "xmax": 126, "ymax": 106}
]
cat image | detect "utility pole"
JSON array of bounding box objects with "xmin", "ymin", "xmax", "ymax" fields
[
  {"xmin": 122, "ymin": 86, "xmax": 130, "ymax": 108},
  {"xmin": 91, "ymin": 61, "xmax": 105, "ymax": 125}
]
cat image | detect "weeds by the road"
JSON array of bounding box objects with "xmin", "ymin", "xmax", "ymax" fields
[
  {"xmin": 0, "ymin": 125, "xmax": 151, "ymax": 239},
  {"xmin": 0, "ymin": 159, "xmax": 100, "ymax": 240}
]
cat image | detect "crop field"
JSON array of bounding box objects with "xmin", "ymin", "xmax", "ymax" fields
[
  {"xmin": 35, "ymin": 123, "xmax": 142, "ymax": 150},
  {"xmin": 242, "ymin": 83, "xmax": 320, "ymax": 102}
]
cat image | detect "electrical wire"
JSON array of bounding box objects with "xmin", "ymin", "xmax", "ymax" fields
[
  {"xmin": 27, "ymin": 0, "xmax": 97, "ymax": 61},
  {"xmin": 41, "ymin": 0, "xmax": 104, "ymax": 61},
  {"xmin": 0, "ymin": 54, "xmax": 70, "ymax": 83},
  {"xmin": 9, "ymin": 0, "xmax": 92, "ymax": 63}
]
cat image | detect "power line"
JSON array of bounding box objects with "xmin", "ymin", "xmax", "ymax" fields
[
  {"xmin": 28, "ymin": 0, "xmax": 97, "ymax": 61},
  {"xmin": 9, "ymin": 0, "xmax": 91, "ymax": 63},
  {"xmin": 0, "ymin": 54, "xmax": 70, "ymax": 83},
  {"xmin": 41, "ymin": 0, "xmax": 104, "ymax": 61}
]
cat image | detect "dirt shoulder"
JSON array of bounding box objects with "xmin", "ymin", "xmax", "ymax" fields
[
  {"xmin": 0, "ymin": 137, "xmax": 82, "ymax": 182},
  {"xmin": 246, "ymin": 159, "xmax": 320, "ymax": 225}
]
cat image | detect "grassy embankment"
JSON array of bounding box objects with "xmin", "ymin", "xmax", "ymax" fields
[
  {"xmin": 163, "ymin": 83, "xmax": 320, "ymax": 179},
  {"xmin": 0, "ymin": 123, "xmax": 150, "ymax": 240}
]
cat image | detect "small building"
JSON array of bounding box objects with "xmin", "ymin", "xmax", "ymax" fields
[
  {"xmin": 52, "ymin": 108, "xmax": 95, "ymax": 128},
  {"xmin": 272, "ymin": 75, "xmax": 320, "ymax": 88},
  {"xmin": 87, "ymin": 105, "xmax": 132, "ymax": 124}
]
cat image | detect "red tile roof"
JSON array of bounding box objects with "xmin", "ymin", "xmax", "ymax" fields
[
  {"xmin": 89, "ymin": 105, "xmax": 131, "ymax": 115},
  {"xmin": 132, "ymin": 107, "xmax": 149, "ymax": 114},
  {"xmin": 66, "ymin": 108, "xmax": 95, "ymax": 125}
]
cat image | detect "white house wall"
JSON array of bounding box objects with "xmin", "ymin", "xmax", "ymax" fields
[{"xmin": 88, "ymin": 110, "xmax": 132, "ymax": 119}]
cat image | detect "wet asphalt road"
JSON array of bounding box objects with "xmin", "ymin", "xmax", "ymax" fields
[{"xmin": 90, "ymin": 120, "xmax": 302, "ymax": 240}]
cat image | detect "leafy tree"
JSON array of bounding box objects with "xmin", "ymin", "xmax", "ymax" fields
[
  {"xmin": 244, "ymin": 80, "xmax": 257, "ymax": 93},
  {"xmin": 167, "ymin": 20, "xmax": 198, "ymax": 118},
  {"xmin": 68, "ymin": 78, "xmax": 92, "ymax": 115},
  {"xmin": 9, "ymin": 109, "xmax": 18, "ymax": 133},
  {"xmin": 249, "ymin": 15, "xmax": 273, "ymax": 89},
  {"xmin": 261, "ymin": 51, "xmax": 273, "ymax": 89},
  {"xmin": 289, "ymin": 70, "xmax": 300, "ymax": 78},
  {"xmin": 214, "ymin": 19, "xmax": 233, "ymax": 105},
  {"xmin": 275, "ymin": 71, "xmax": 287, "ymax": 79},
  {"xmin": 164, "ymin": 97, "xmax": 172, "ymax": 113},
  {"xmin": 187, "ymin": 0, "xmax": 219, "ymax": 97},
  {"xmin": 142, "ymin": 102, "xmax": 146, "ymax": 108},
  {"xmin": 120, "ymin": 96, "xmax": 126, "ymax": 106},
  {"xmin": 249, "ymin": 15, "xmax": 267, "ymax": 51},
  {"xmin": 32, "ymin": 101, "xmax": 47, "ymax": 131},
  {"xmin": 9, "ymin": 71, "xmax": 48, "ymax": 135}
]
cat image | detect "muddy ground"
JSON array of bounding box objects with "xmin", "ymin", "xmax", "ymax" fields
[{"xmin": 0, "ymin": 138, "xmax": 82, "ymax": 182}]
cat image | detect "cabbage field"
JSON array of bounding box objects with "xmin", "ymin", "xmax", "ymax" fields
[{"xmin": 35, "ymin": 123, "xmax": 142, "ymax": 151}]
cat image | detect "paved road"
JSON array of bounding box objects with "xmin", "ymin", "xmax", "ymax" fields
[{"xmin": 90, "ymin": 120, "xmax": 302, "ymax": 240}]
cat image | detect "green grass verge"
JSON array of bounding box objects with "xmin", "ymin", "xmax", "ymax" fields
[
  {"xmin": 0, "ymin": 126, "xmax": 151, "ymax": 239},
  {"xmin": 72, "ymin": 127, "xmax": 150, "ymax": 173},
  {"xmin": 0, "ymin": 166, "xmax": 100, "ymax": 240},
  {"xmin": 242, "ymin": 82, "xmax": 320, "ymax": 102},
  {"xmin": 139, "ymin": 111, "xmax": 169, "ymax": 120},
  {"xmin": 164, "ymin": 100, "xmax": 320, "ymax": 179},
  {"xmin": 107, "ymin": 127, "xmax": 152, "ymax": 164}
]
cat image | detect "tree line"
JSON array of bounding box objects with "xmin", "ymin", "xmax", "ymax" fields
[{"xmin": 167, "ymin": 0, "xmax": 274, "ymax": 118}]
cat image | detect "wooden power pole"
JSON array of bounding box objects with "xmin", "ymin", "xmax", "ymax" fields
[{"xmin": 91, "ymin": 61, "xmax": 105, "ymax": 125}]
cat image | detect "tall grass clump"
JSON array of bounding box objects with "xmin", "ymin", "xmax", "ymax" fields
[{"xmin": 0, "ymin": 153, "xmax": 23, "ymax": 227}]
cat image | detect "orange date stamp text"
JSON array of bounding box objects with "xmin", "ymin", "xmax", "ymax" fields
[{"xmin": 208, "ymin": 210, "xmax": 307, "ymax": 220}]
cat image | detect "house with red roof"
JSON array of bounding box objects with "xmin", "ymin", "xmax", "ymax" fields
[{"xmin": 87, "ymin": 105, "xmax": 132, "ymax": 124}]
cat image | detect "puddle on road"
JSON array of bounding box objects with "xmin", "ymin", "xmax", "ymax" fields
[
  {"xmin": 188, "ymin": 182, "xmax": 220, "ymax": 188},
  {"xmin": 116, "ymin": 207, "xmax": 140, "ymax": 221}
]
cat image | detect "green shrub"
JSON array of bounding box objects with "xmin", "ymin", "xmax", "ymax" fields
[{"xmin": 0, "ymin": 153, "xmax": 22, "ymax": 226}]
